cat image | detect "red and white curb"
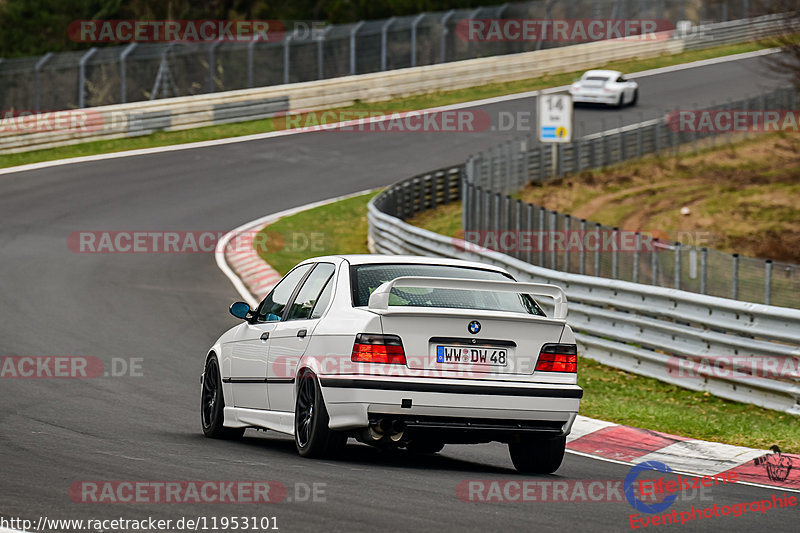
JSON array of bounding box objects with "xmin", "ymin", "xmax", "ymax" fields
[
  {"xmin": 568, "ymin": 415, "xmax": 799, "ymax": 492},
  {"xmin": 216, "ymin": 194, "xmax": 798, "ymax": 494},
  {"xmin": 215, "ymin": 189, "xmax": 374, "ymax": 308}
]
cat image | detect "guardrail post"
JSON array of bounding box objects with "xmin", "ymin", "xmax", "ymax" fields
[
  {"xmin": 600, "ymin": 118, "xmax": 607, "ymax": 166},
  {"xmin": 119, "ymin": 44, "xmax": 136, "ymax": 103},
  {"xmin": 482, "ymin": 187, "xmax": 490, "ymax": 232},
  {"xmin": 594, "ymin": 223, "xmax": 601, "ymax": 276},
  {"xmin": 209, "ymin": 41, "xmax": 221, "ymax": 93},
  {"xmin": 504, "ymin": 141, "xmax": 512, "ymax": 193},
  {"xmin": 579, "ymin": 219, "xmax": 587, "ymax": 275},
  {"xmin": 618, "ymin": 116, "xmax": 625, "ymax": 162},
  {"xmin": 317, "ymin": 26, "xmax": 333, "ymax": 80},
  {"xmin": 655, "ymin": 117, "xmax": 661, "ymax": 153},
  {"xmin": 78, "ymin": 47, "xmax": 97, "ymax": 108},
  {"xmin": 381, "ymin": 17, "xmax": 396, "ymax": 71},
  {"xmin": 674, "ymin": 242, "xmax": 681, "ymax": 289},
  {"xmin": 503, "ymin": 196, "xmax": 511, "ymax": 242},
  {"xmin": 34, "ymin": 52, "xmax": 53, "ymax": 112},
  {"xmin": 701, "ymin": 248, "xmax": 708, "ymax": 295},
  {"xmin": 611, "ymin": 227, "xmax": 620, "ymax": 279},
  {"xmin": 651, "ymin": 239, "xmax": 659, "ymax": 285},
  {"xmin": 765, "ymin": 259, "xmax": 772, "ymax": 305},
  {"xmin": 440, "ymin": 10, "xmax": 456, "ymax": 63},
  {"xmin": 350, "ymin": 21, "xmax": 365, "ymax": 75},
  {"xmin": 633, "ymin": 232, "xmax": 641, "ymax": 283},
  {"xmin": 410, "ymin": 13, "xmax": 425, "ymax": 68},
  {"xmin": 732, "ymin": 253, "xmax": 740, "ymax": 300}
]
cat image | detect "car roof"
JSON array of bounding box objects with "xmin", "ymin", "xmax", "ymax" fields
[
  {"xmin": 582, "ymin": 69, "xmax": 622, "ymax": 78},
  {"xmin": 303, "ymin": 254, "xmax": 510, "ymax": 274}
]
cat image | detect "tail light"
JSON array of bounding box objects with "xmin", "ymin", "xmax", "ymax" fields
[
  {"xmin": 352, "ymin": 333, "xmax": 406, "ymax": 364},
  {"xmin": 536, "ymin": 343, "xmax": 577, "ymax": 373}
]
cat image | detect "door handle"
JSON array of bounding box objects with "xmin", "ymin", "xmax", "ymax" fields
[
  {"xmin": 297, "ymin": 329, "xmax": 307, "ymax": 338},
  {"xmin": 260, "ymin": 332, "xmax": 270, "ymax": 341}
]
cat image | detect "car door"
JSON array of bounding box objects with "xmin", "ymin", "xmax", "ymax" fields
[
  {"xmin": 227, "ymin": 263, "xmax": 313, "ymax": 410},
  {"xmin": 267, "ymin": 262, "xmax": 336, "ymax": 412}
]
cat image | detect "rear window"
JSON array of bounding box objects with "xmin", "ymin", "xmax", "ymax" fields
[
  {"xmin": 350, "ymin": 263, "xmax": 545, "ymax": 316},
  {"xmin": 584, "ymin": 75, "xmax": 610, "ymax": 83}
]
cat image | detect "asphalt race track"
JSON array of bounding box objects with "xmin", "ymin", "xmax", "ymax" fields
[{"xmin": 0, "ymin": 53, "xmax": 795, "ymax": 532}]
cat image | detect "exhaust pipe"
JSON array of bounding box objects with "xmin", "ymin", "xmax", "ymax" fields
[
  {"xmin": 389, "ymin": 419, "xmax": 405, "ymax": 442},
  {"xmin": 368, "ymin": 418, "xmax": 385, "ymax": 441}
]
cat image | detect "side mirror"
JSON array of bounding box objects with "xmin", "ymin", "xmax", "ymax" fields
[{"xmin": 229, "ymin": 301, "xmax": 252, "ymax": 320}]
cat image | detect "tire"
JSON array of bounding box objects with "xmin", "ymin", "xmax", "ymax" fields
[
  {"xmin": 407, "ymin": 438, "xmax": 445, "ymax": 455},
  {"xmin": 615, "ymin": 93, "xmax": 624, "ymax": 109},
  {"xmin": 201, "ymin": 356, "xmax": 245, "ymax": 440},
  {"xmin": 630, "ymin": 89, "xmax": 638, "ymax": 107},
  {"xmin": 294, "ymin": 371, "xmax": 347, "ymax": 458},
  {"xmin": 508, "ymin": 435, "xmax": 566, "ymax": 474}
]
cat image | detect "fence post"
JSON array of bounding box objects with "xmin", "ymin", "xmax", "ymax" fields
[
  {"xmin": 538, "ymin": 207, "xmax": 546, "ymax": 266},
  {"xmin": 550, "ymin": 211, "xmax": 557, "ymax": 271},
  {"xmin": 579, "ymin": 219, "xmax": 587, "ymax": 275},
  {"xmin": 462, "ymin": 179, "xmax": 469, "ymax": 234},
  {"xmin": 493, "ymin": 193, "xmax": 501, "ymax": 238},
  {"xmin": 350, "ymin": 21, "xmax": 365, "ymax": 75},
  {"xmin": 700, "ymin": 248, "xmax": 708, "ymax": 295},
  {"xmin": 34, "ymin": 52, "xmax": 54, "ymax": 112},
  {"xmin": 209, "ymin": 42, "xmax": 221, "ymax": 93},
  {"xmin": 515, "ymin": 199, "xmax": 523, "ymax": 260},
  {"xmin": 618, "ymin": 116, "xmax": 625, "ymax": 162},
  {"xmin": 765, "ymin": 259, "xmax": 772, "ymax": 305},
  {"xmin": 283, "ymin": 34, "xmax": 293, "ymax": 84},
  {"xmin": 600, "ymin": 118, "xmax": 607, "ymax": 166},
  {"xmin": 594, "ymin": 223, "xmax": 601, "ymax": 276},
  {"xmin": 410, "ymin": 13, "xmax": 426, "ymax": 68},
  {"xmin": 564, "ymin": 215, "xmax": 571, "ymax": 272},
  {"xmin": 632, "ymin": 232, "xmax": 641, "ymax": 283},
  {"xmin": 637, "ymin": 112, "xmax": 644, "ymax": 157},
  {"xmin": 440, "ymin": 10, "xmax": 456, "ymax": 63},
  {"xmin": 77, "ymin": 47, "xmax": 97, "ymax": 108},
  {"xmin": 381, "ymin": 17, "xmax": 396, "ymax": 71},
  {"xmin": 732, "ymin": 253, "xmax": 739, "ymax": 300},
  {"xmin": 674, "ymin": 242, "xmax": 681, "ymax": 289},
  {"xmin": 317, "ymin": 26, "xmax": 333, "ymax": 80},
  {"xmin": 611, "ymin": 227, "xmax": 619, "ymax": 279},
  {"xmin": 651, "ymin": 239, "xmax": 659, "ymax": 285},
  {"xmin": 526, "ymin": 204, "xmax": 534, "ymax": 265}
]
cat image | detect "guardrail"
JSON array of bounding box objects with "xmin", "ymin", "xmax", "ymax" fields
[
  {"xmin": 367, "ymin": 169, "xmax": 800, "ymax": 415},
  {"xmin": 1, "ymin": 14, "xmax": 792, "ymax": 154}
]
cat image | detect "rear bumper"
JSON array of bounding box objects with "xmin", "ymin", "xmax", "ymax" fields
[
  {"xmin": 320, "ymin": 376, "xmax": 581, "ymax": 436},
  {"xmin": 570, "ymin": 92, "xmax": 619, "ymax": 105}
]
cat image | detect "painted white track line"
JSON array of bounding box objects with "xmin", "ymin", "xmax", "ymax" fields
[{"xmin": 0, "ymin": 47, "xmax": 780, "ymax": 178}]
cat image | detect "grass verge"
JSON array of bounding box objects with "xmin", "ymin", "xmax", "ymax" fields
[
  {"xmin": 0, "ymin": 38, "xmax": 782, "ymax": 170},
  {"xmin": 255, "ymin": 191, "xmax": 799, "ymax": 452}
]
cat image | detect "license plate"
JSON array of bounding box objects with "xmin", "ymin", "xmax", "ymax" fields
[{"xmin": 436, "ymin": 346, "xmax": 508, "ymax": 366}]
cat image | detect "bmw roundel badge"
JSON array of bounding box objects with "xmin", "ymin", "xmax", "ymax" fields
[{"xmin": 468, "ymin": 320, "xmax": 481, "ymax": 334}]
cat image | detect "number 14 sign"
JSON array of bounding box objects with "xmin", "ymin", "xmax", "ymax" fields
[{"xmin": 538, "ymin": 94, "xmax": 573, "ymax": 143}]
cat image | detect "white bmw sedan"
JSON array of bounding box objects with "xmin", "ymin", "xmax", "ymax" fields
[
  {"xmin": 569, "ymin": 69, "xmax": 638, "ymax": 107},
  {"xmin": 201, "ymin": 255, "xmax": 582, "ymax": 473}
]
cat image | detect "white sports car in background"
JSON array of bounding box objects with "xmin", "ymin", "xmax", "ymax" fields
[
  {"xmin": 570, "ymin": 69, "xmax": 638, "ymax": 107},
  {"xmin": 201, "ymin": 255, "xmax": 582, "ymax": 473}
]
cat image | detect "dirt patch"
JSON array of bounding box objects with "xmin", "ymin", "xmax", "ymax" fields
[{"xmin": 517, "ymin": 132, "xmax": 800, "ymax": 262}]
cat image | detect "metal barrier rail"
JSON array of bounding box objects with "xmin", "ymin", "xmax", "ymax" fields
[{"xmin": 367, "ymin": 169, "xmax": 800, "ymax": 414}]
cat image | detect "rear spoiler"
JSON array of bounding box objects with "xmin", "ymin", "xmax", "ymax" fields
[{"xmin": 367, "ymin": 276, "xmax": 568, "ymax": 319}]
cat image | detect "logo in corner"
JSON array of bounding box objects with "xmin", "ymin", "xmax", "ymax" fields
[
  {"xmin": 468, "ymin": 321, "xmax": 481, "ymax": 334},
  {"xmin": 754, "ymin": 445, "xmax": 793, "ymax": 482}
]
